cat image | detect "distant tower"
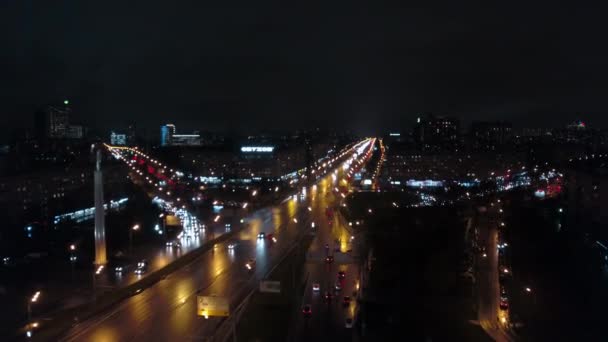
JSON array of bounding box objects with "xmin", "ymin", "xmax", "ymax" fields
[{"xmin": 93, "ymin": 145, "xmax": 107, "ymax": 265}]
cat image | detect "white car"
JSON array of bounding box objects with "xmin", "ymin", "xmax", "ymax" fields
[{"xmin": 312, "ymin": 283, "xmax": 320, "ymax": 292}]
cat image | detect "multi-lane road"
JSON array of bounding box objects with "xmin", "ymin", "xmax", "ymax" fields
[{"xmin": 54, "ymin": 140, "xmax": 374, "ymax": 341}]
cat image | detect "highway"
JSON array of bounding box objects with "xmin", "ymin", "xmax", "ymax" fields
[
  {"xmin": 290, "ymin": 142, "xmax": 375, "ymax": 342},
  {"xmin": 55, "ymin": 140, "xmax": 374, "ymax": 341}
]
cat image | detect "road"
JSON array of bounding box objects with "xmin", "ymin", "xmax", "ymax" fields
[
  {"xmin": 290, "ymin": 142, "xmax": 376, "ymax": 342},
  {"xmin": 477, "ymin": 203, "xmax": 514, "ymax": 342},
  {"xmin": 55, "ymin": 140, "xmax": 373, "ymax": 341}
]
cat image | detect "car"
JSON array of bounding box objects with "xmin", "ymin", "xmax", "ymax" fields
[
  {"xmin": 325, "ymin": 256, "xmax": 334, "ymax": 264},
  {"xmin": 228, "ymin": 243, "xmax": 236, "ymax": 250},
  {"xmin": 257, "ymin": 232, "xmax": 265, "ymax": 239},
  {"xmin": 345, "ymin": 318, "xmax": 354, "ymax": 328},
  {"xmin": 245, "ymin": 259, "xmax": 256, "ymax": 270},
  {"xmin": 500, "ymin": 298, "xmax": 509, "ymax": 311},
  {"xmin": 302, "ymin": 304, "xmax": 312, "ymax": 316},
  {"xmin": 334, "ymin": 283, "xmax": 342, "ymax": 291},
  {"xmin": 338, "ymin": 271, "xmax": 346, "ymax": 279},
  {"xmin": 134, "ymin": 261, "xmax": 148, "ymax": 274},
  {"xmin": 312, "ymin": 283, "xmax": 320, "ymax": 292},
  {"xmin": 343, "ymin": 296, "xmax": 351, "ymax": 305},
  {"xmin": 166, "ymin": 241, "xmax": 181, "ymax": 248},
  {"xmin": 115, "ymin": 266, "xmax": 125, "ymax": 273},
  {"xmin": 324, "ymin": 291, "xmax": 333, "ymax": 302}
]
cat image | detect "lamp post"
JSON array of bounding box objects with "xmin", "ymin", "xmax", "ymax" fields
[
  {"xmin": 525, "ymin": 286, "xmax": 537, "ymax": 305},
  {"xmin": 159, "ymin": 213, "xmax": 166, "ymax": 239},
  {"xmin": 27, "ymin": 291, "xmax": 41, "ymax": 321},
  {"xmin": 130, "ymin": 224, "xmax": 140, "ymax": 254},
  {"xmin": 69, "ymin": 244, "xmax": 77, "ymax": 281},
  {"xmin": 92, "ymin": 265, "xmax": 104, "ymax": 302}
]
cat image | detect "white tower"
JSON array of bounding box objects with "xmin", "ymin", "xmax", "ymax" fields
[{"xmin": 94, "ymin": 147, "xmax": 107, "ymax": 265}]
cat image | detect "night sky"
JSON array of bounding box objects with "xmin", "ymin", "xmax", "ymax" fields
[{"xmin": 2, "ymin": 2, "xmax": 607, "ymax": 135}]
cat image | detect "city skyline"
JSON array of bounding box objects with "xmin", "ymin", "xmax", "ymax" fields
[{"xmin": 2, "ymin": 3, "xmax": 608, "ymax": 341}]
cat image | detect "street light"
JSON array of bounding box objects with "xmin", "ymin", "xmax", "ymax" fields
[
  {"xmin": 92, "ymin": 265, "xmax": 104, "ymax": 302},
  {"xmin": 130, "ymin": 224, "xmax": 140, "ymax": 254},
  {"xmin": 69, "ymin": 244, "xmax": 77, "ymax": 280},
  {"xmin": 28, "ymin": 291, "xmax": 41, "ymax": 320}
]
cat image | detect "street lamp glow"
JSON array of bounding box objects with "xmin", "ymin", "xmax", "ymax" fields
[
  {"xmin": 252, "ymin": 190, "xmax": 257, "ymax": 196},
  {"xmin": 70, "ymin": 244, "xmax": 76, "ymax": 251},
  {"xmin": 132, "ymin": 224, "xmax": 140, "ymax": 230},
  {"xmin": 525, "ymin": 287, "xmax": 532, "ymax": 293},
  {"xmin": 31, "ymin": 291, "xmax": 41, "ymax": 303},
  {"xmin": 214, "ymin": 215, "xmax": 220, "ymax": 222},
  {"xmin": 95, "ymin": 265, "xmax": 104, "ymax": 274},
  {"xmin": 242, "ymin": 202, "xmax": 248, "ymax": 209},
  {"xmin": 293, "ymin": 218, "xmax": 298, "ymax": 223}
]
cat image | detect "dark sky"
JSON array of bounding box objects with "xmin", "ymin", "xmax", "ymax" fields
[{"xmin": 2, "ymin": 1, "xmax": 608, "ymax": 136}]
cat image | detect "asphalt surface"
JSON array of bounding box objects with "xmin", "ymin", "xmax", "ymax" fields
[
  {"xmin": 55, "ymin": 140, "xmax": 373, "ymax": 341},
  {"xmin": 291, "ymin": 152, "xmax": 374, "ymax": 342},
  {"xmin": 476, "ymin": 203, "xmax": 514, "ymax": 342}
]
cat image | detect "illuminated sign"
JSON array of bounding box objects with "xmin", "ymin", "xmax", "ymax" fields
[
  {"xmin": 260, "ymin": 280, "xmax": 281, "ymax": 293},
  {"xmin": 406, "ymin": 179, "xmax": 443, "ymax": 188},
  {"xmin": 389, "ymin": 133, "xmax": 401, "ymax": 137},
  {"xmin": 241, "ymin": 146, "xmax": 274, "ymax": 153},
  {"xmin": 362, "ymin": 179, "xmax": 372, "ymax": 185},
  {"xmin": 197, "ymin": 296, "xmax": 229, "ymax": 317}
]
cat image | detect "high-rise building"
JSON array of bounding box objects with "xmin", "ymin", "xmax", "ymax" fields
[
  {"xmin": 470, "ymin": 121, "xmax": 512, "ymax": 151},
  {"xmin": 413, "ymin": 113, "xmax": 460, "ymax": 151},
  {"xmin": 34, "ymin": 101, "xmax": 72, "ymax": 139},
  {"xmin": 171, "ymin": 134, "xmax": 201, "ymax": 146},
  {"xmin": 160, "ymin": 124, "xmax": 202, "ymax": 146},
  {"xmin": 66, "ymin": 125, "xmax": 84, "ymax": 139},
  {"xmin": 110, "ymin": 132, "xmax": 127, "ymax": 145},
  {"xmin": 160, "ymin": 124, "xmax": 176, "ymax": 146}
]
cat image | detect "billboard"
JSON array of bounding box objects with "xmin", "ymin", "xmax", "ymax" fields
[
  {"xmin": 165, "ymin": 215, "xmax": 181, "ymax": 226},
  {"xmin": 259, "ymin": 280, "xmax": 281, "ymax": 293},
  {"xmin": 197, "ymin": 295, "xmax": 229, "ymax": 317}
]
